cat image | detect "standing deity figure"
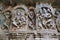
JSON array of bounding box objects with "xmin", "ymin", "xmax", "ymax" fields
[
  {"xmin": 35, "ymin": 3, "xmax": 57, "ymax": 32},
  {"xmin": 11, "ymin": 5, "xmax": 29, "ymax": 31}
]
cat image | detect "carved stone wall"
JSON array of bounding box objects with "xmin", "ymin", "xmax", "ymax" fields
[{"xmin": 0, "ymin": 3, "xmax": 60, "ymax": 40}]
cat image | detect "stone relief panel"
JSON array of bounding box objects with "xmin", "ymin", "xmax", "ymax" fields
[
  {"xmin": 11, "ymin": 5, "xmax": 29, "ymax": 31},
  {"xmin": 35, "ymin": 3, "xmax": 58, "ymax": 33},
  {"xmin": 0, "ymin": 3, "xmax": 60, "ymax": 40}
]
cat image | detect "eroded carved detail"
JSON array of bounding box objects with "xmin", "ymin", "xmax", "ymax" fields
[
  {"xmin": 11, "ymin": 5, "xmax": 28, "ymax": 31},
  {"xmin": 35, "ymin": 3, "xmax": 57, "ymax": 32},
  {"xmin": 28, "ymin": 7, "xmax": 36, "ymax": 30}
]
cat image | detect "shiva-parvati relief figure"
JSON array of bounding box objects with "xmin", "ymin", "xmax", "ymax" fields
[
  {"xmin": 11, "ymin": 5, "xmax": 29, "ymax": 31},
  {"xmin": 35, "ymin": 3, "xmax": 57, "ymax": 32},
  {"xmin": 28, "ymin": 7, "xmax": 36, "ymax": 30}
]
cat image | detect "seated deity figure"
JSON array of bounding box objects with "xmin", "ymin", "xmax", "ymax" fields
[
  {"xmin": 35, "ymin": 3, "xmax": 57, "ymax": 31},
  {"xmin": 28, "ymin": 7, "xmax": 36, "ymax": 30},
  {"xmin": 11, "ymin": 5, "xmax": 29, "ymax": 31}
]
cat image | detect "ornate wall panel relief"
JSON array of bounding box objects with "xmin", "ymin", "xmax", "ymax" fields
[
  {"xmin": 35, "ymin": 3, "xmax": 58, "ymax": 33},
  {"xmin": 0, "ymin": 3, "xmax": 60, "ymax": 40},
  {"xmin": 11, "ymin": 5, "xmax": 29, "ymax": 31}
]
